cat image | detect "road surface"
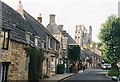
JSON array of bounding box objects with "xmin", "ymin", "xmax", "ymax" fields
[{"xmin": 62, "ymin": 69, "xmax": 114, "ymax": 82}]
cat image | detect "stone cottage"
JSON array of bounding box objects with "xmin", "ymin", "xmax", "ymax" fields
[
  {"xmin": 46, "ymin": 14, "xmax": 68, "ymax": 64},
  {"xmin": 0, "ymin": 1, "xmax": 60, "ymax": 80}
]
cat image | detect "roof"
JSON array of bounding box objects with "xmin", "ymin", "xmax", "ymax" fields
[
  {"xmin": 1, "ymin": 1, "xmax": 59, "ymax": 45},
  {"xmin": 23, "ymin": 11, "xmax": 59, "ymax": 42},
  {"xmin": 67, "ymin": 34, "xmax": 78, "ymax": 45},
  {"xmin": 2, "ymin": 1, "xmax": 31, "ymax": 44},
  {"xmin": 46, "ymin": 23, "xmax": 62, "ymax": 35},
  {"xmin": 80, "ymin": 47, "xmax": 103, "ymax": 61}
]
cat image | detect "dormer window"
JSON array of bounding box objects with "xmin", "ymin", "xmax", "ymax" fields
[
  {"xmin": 25, "ymin": 32, "xmax": 31, "ymax": 44},
  {"xmin": 35, "ymin": 38, "xmax": 38, "ymax": 46},
  {"xmin": 35, "ymin": 36, "xmax": 40, "ymax": 47},
  {"xmin": 41, "ymin": 40, "xmax": 46, "ymax": 49},
  {"xmin": 55, "ymin": 42, "xmax": 58, "ymax": 51},
  {"xmin": 1, "ymin": 30, "xmax": 10, "ymax": 50},
  {"xmin": 48, "ymin": 37, "xmax": 52, "ymax": 49}
]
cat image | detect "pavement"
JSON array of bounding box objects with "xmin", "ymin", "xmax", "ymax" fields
[{"xmin": 43, "ymin": 70, "xmax": 84, "ymax": 81}]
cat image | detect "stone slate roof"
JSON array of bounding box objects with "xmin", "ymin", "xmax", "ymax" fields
[
  {"xmin": 80, "ymin": 48, "xmax": 103, "ymax": 61},
  {"xmin": 46, "ymin": 23, "xmax": 62, "ymax": 35},
  {"xmin": 2, "ymin": 2, "xmax": 32, "ymax": 44},
  {"xmin": 1, "ymin": 1, "xmax": 58, "ymax": 45},
  {"xmin": 24, "ymin": 11, "xmax": 55, "ymax": 40},
  {"xmin": 67, "ymin": 34, "xmax": 78, "ymax": 45}
]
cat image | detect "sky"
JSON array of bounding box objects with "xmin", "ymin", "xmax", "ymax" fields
[{"xmin": 2, "ymin": 0, "xmax": 120, "ymax": 42}]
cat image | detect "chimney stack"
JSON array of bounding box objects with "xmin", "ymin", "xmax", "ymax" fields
[
  {"xmin": 58, "ymin": 25, "xmax": 63, "ymax": 31},
  {"xmin": 50, "ymin": 14, "xmax": 55, "ymax": 23},
  {"xmin": 17, "ymin": 0, "xmax": 23, "ymax": 14},
  {"xmin": 17, "ymin": 0, "xmax": 25, "ymax": 19},
  {"xmin": 37, "ymin": 13, "xmax": 42, "ymax": 23}
]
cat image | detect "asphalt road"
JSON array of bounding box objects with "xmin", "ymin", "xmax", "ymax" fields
[{"xmin": 62, "ymin": 69, "xmax": 115, "ymax": 82}]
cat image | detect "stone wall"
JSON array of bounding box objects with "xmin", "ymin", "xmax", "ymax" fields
[{"xmin": 1, "ymin": 40, "xmax": 28, "ymax": 80}]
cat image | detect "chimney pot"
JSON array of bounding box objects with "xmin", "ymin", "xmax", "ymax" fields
[
  {"xmin": 19, "ymin": 0, "xmax": 21, "ymax": 4},
  {"xmin": 58, "ymin": 25, "xmax": 63, "ymax": 31},
  {"xmin": 37, "ymin": 13, "xmax": 42, "ymax": 23}
]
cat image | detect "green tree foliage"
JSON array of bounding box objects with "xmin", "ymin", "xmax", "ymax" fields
[
  {"xmin": 68, "ymin": 45, "xmax": 81, "ymax": 62},
  {"xmin": 99, "ymin": 15, "xmax": 120, "ymax": 68},
  {"xmin": 25, "ymin": 47, "xmax": 44, "ymax": 81}
]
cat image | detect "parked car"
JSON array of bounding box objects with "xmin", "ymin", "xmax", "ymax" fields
[
  {"xmin": 112, "ymin": 76, "xmax": 120, "ymax": 82},
  {"xmin": 102, "ymin": 63, "xmax": 111, "ymax": 70}
]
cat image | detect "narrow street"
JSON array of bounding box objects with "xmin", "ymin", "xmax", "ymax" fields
[{"xmin": 62, "ymin": 69, "xmax": 114, "ymax": 82}]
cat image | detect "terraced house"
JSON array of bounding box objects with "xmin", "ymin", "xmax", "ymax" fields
[
  {"xmin": 46, "ymin": 15, "xmax": 68, "ymax": 64},
  {"xmin": 0, "ymin": 1, "xmax": 60, "ymax": 80}
]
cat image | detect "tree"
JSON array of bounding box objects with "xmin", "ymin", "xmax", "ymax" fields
[
  {"xmin": 99, "ymin": 15, "xmax": 120, "ymax": 69},
  {"xmin": 68, "ymin": 45, "xmax": 81, "ymax": 62}
]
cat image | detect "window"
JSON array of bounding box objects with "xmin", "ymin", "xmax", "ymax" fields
[
  {"xmin": 48, "ymin": 37, "xmax": 52, "ymax": 48},
  {"xmin": 41, "ymin": 41, "xmax": 46, "ymax": 49},
  {"xmin": 35, "ymin": 37, "xmax": 38, "ymax": 47},
  {"xmin": 55, "ymin": 42, "xmax": 58, "ymax": 51},
  {"xmin": 25, "ymin": 32, "xmax": 31, "ymax": 44},
  {"xmin": 1, "ymin": 30, "xmax": 10, "ymax": 50}
]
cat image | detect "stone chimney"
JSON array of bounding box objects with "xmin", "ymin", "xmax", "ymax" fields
[
  {"xmin": 50, "ymin": 14, "xmax": 55, "ymax": 23},
  {"xmin": 58, "ymin": 25, "xmax": 63, "ymax": 31},
  {"xmin": 37, "ymin": 13, "xmax": 42, "ymax": 23},
  {"xmin": 17, "ymin": 0, "xmax": 25, "ymax": 19}
]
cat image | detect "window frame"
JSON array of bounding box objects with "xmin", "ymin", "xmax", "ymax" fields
[
  {"xmin": 55, "ymin": 41, "xmax": 58, "ymax": 51},
  {"xmin": 1, "ymin": 30, "xmax": 10, "ymax": 50},
  {"xmin": 35, "ymin": 36, "xmax": 40, "ymax": 47},
  {"xmin": 48, "ymin": 37, "xmax": 52, "ymax": 49},
  {"xmin": 25, "ymin": 32, "xmax": 32, "ymax": 44},
  {"xmin": 41, "ymin": 40, "xmax": 46, "ymax": 50}
]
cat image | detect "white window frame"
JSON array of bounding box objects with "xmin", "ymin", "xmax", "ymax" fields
[
  {"xmin": 55, "ymin": 41, "xmax": 58, "ymax": 51},
  {"xmin": 35, "ymin": 36, "xmax": 40, "ymax": 47},
  {"xmin": 48, "ymin": 37, "xmax": 52, "ymax": 49},
  {"xmin": 25, "ymin": 32, "xmax": 32, "ymax": 44},
  {"xmin": 41, "ymin": 40, "xmax": 45, "ymax": 49}
]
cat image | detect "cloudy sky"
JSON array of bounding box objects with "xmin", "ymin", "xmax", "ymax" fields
[{"xmin": 2, "ymin": 0, "xmax": 120, "ymax": 42}]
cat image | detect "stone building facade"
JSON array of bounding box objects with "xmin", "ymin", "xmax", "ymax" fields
[
  {"xmin": 0, "ymin": 1, "xmax": 60, "ymax": 80},
  {"xmin": 1, "ymin": 40, "xmax": 27, "ymax": 80},
  {"xmin": 46, "ymin": 14, "xmax": 67, "ymax": 64}
]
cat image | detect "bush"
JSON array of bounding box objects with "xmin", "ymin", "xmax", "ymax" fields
[
  {"xmin": 108, "ymin": 68, "xmax": 120, "ymax": 77},
  {"xmin": 57, "ymin": 64, "xmax": 65, "ymax": 74},
  {"xmin": 25, "ymin": 47, "xmax": 44, "ymax": 80}
]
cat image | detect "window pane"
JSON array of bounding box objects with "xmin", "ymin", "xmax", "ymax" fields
[
  {"xmin": 1, "ymin": 31, "xmax": 9, "ymax": 50},
  {"xmin": 1, "ymin": 31, "xmax": 4, "ymax": 48},
  {"xmin": 50, "ymin": 38, "xmax": 52, "ymax": 48},
  {"xmin": 4, "ymin": 32, "xmax": 8, "ymax": 48},
  {"xmin": 35, "ymin": 38, "xmax": 38, "ymax": 46}
]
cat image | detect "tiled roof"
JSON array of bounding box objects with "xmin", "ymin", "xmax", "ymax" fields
[
  {"xmin": 2, "ymin": 2, "xmax": 32, "ymax": 44},
  {"xmin": 46, "ymin": 23, "xmax": 62, "ymax": 35},
  {"xmin": 23, "ymin": 11, "xmax": 59, "ymax": 42},
  {"xmin": 67, "ymin": 34, "xmax": 78, "ymax": 45},
  {"xmin": 1, "ymin": 1, "xmax": 59, "ymax": 45}
]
